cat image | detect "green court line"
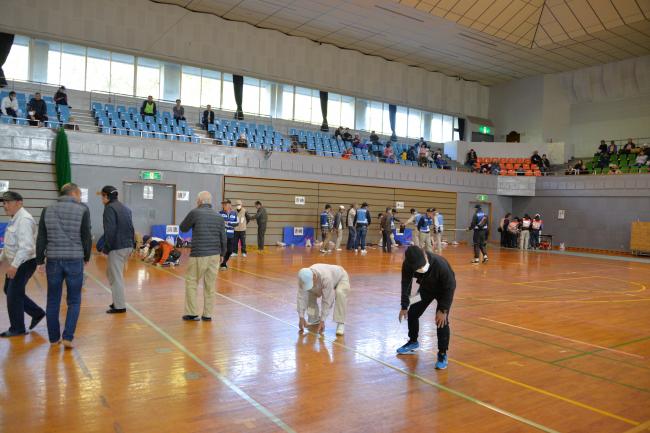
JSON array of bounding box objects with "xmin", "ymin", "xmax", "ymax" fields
[
  {"xmin": 85, "ymin": 272, "xmax": 298, "ymax": 433},
  {"xmin": 552, "ymin": 336, "xmax": 650, "ymax": 365}
]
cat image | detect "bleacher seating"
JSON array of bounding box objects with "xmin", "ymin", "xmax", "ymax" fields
[
  {"xmin": 474, "ymin": 157, "xmax": 542, "ymax": 176},
  {"xmin": 0, "ymin": 90, "xmax": 72, "ymax": 128}
]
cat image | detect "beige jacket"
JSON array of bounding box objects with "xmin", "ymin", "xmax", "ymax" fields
[{"xmin": 235, "ymin": 207, "xmax": 247, "ymax": 231}]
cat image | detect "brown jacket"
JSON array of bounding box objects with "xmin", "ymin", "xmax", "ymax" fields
[{"xmin": 380, "ymin": 214, "xmax": 392, "ymax": 232}]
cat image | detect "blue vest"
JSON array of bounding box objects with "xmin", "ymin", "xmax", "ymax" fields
[
  {"xmin": 437, "ymin": 214, "xmax": 444, "ymax": 226},
  {"xmin": 475, "ymin": 211, "xmax": 488, "ymax": 230},
  {"xmin": 320, "ymin": 211, "xmax": 329, "ymax": 228},
  {"xmin": 419, "ymin": 216, "xmax": 432, "ymax": 233},
  {"xmin": 219, "ymin": 210, "xmax": 238, "ymax": 237},
  {"xmin": 356, "ymin": 208, "xmax": 368, "ymax": 225}
]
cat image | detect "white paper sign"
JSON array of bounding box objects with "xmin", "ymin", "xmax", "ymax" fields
[
  {"xmin": 558, "ymin": 210, "xmax": 565, "ymax": 220},
  {"xmin": 0, "ymin": 181, "xmax": 9, "ymax": 192},
  {"xmin": 395, "ymin": 201, "xmax": 404, "ymax": 210},
  {"xmin": 166, "ymin": 225, "xmax": 179, "ymax": 235},
  {"xmin": 295, "ymin": 196, "xmax": 305, "ymax": 205},
  {"xmin": 143, "ymin": 185, "xmax": 154, "ymax": 200},
  {"xmin": 80, "ymin": 188, "xmax": 88, "ymax": 203},
  {"xmin": 176, "ymin": 191, "xmax": 189, "ymax": 201},
  {"xmin": 294, "ymin": 227, "xmax": 304, "ymax": 236}
]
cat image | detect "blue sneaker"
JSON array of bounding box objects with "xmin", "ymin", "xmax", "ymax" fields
[
  {"xmin": 396, "ymin": 341, "xmax": 419, "ymax": 354},
  {"xmin": 435, "ymin": 352, "xmax": 448, "ymax": 369}
]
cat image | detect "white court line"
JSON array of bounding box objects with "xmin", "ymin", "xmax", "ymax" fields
[
  {"xmin": 85, "ymin": 272, "xmax": 297, "ymax": 433},
  {"xmin": 480, "ymin": 318, "xmax": 645, "ymax": 360}
]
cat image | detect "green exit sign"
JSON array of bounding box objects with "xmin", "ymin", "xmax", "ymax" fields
[
  {"xmin": 479, "ymin": 125, "xmax": 491, "ymax": 134},
  {"xmin": 477, "ymin": 194, "xmax": 488, "ymax": 201},
  {"xmin": 140, "ymin": 171, "xmax": 162, "ymax": 181}
]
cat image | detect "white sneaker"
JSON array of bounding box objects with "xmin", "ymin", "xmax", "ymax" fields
[
  {"xmin": 336, "ymin": 248, "xmax": 342, "ymax": 251},
  {"xmin": 354, "ymin": 249, "xmax": 359, "ymax": 254},
  {"xmin": 336, "ymin": 323, "xmax": 345, "ymax": 335},
  {"xmin": 482, "ymin": 255, "xmax": 488, "ymax": 263},
  {"xmin": 361, "ymin": 250, "xmax": 367, "ymax": 255},
  {"xmin": 242, "ymin": 253, "xmax": 247, "ymax": 257},
  {"xmin": 231, "ymin": 253, "xmax": 238, "ymax": 257}
]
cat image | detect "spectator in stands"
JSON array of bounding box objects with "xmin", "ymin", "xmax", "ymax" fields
[
  {"xmin": 434, "ymin": 154, "xmax": 448, "ymax": 169},
  {"xmin": 597, "ymin": 140, "xmax": 607, "ymax": 155},
  {"xmin": 530, "ymin": 150, "xmax": 542, "ymax": 167},
  {"xmin": 490, "ymin": 161, "xmax": 501, "ymax": 175},
  {"xmin": 540, "ymin": 154, "xmax": 551, "ymax": 173},
  {"xmin": 407, "ymin": 145, "xmax": 417, "ymax": 162},
  {"xmin": 53, "ymin": 86, "xmax": 68, "ymax": 106},
  {"xmin": 596, "ymin": 152, "xmax": 610, "ymax": 169},
  {"xmin": 173, "ymin": 99, "xmax": 185, "ymax": 122},
  {"xmin": 202, "ymin": 105, "xmax": 215, "ymax": 131},
  {"xmin": 607, "ymin": 141, "xmax": 617, "ymax": 155},
  {"xmin": 27, "ymin": 93, "xmax": 47, "ymax": 126},
  {"xmin": 417, "ymin": 137, "xmax": 428, "ymax": 148},
  {"xmin": 352, "ymin": 134, "xmax": 361, "ymax": 148},
  {"xmin": 342, "ymin": 147, "xmax": 352, "ymax": 159},
  {"xmin": 570, "ymin": 159, "xmax": 586, "ymax": 175},
  {"xmin": 607, "ymin": 164, "xmax": 622, "ymax": 175},
  {"xmin": 290, "ymin": 140, "xmax": 299, "ymax": 153},
  {"xmin": 465, "ymin": 149, "xmax": 477, "ymax": 169},
  {"xmin": 369, "ymin": 130, "xmax": 380, "ymax": 145},
  {"xmin": 383, "ymin": 143, "xmax": 395, "ymax": 161},
  {"xmin": 1, "ymin": 91, "xmax": 20, "ymax": 118},
  {"xmin": 621, "ymin": 140, "xmax": 635, "ymax": 154},
  {"xmin": 342, "ymin": 128, "xmax": 353, "ymax": 144},
  {"xmin": 236, "ymin": 133, "xmax": 248, "ymax": 148},
  {"xmin": 516, "ymin": 165, "xmax": 525, "ymax": 176},
  {"xmin": 480, "ymin": 162, "xmax": 490, "ymax": 174},
  {"xmin": 418, "ymin": 144, "xmax": 429, "ymax": 167},
  {"xmin": 140, "ymin": 95, "xmax": 157, "ymax": 118},
  {"xmin": 400, "ymin": 149, "xmax": 407, "ymax": 161},
  {"xmin": 334, "ymin": 126, "xmax": 343, "ymax": 141},
  {"xmin": 632, "ymin": 150, "xmax": 648, "ymax": 168}
]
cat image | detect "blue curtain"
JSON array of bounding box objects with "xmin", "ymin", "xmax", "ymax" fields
[{"xmin": 388, "ymin": 104, "xmax": 397, "ymax": 142}]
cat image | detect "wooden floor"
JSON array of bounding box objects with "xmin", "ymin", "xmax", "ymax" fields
[{"xmin": 1, "ymin": 245, "xmax": 649, "ymax": 433}]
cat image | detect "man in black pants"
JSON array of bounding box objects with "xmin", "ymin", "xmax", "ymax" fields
[
  {"xmin": 469, "ymin": 204, "xmax": 488, "ymax": 264},
  {"xmin": 396, "ymin": 246, "xmax": 456, "ymax": 369}
]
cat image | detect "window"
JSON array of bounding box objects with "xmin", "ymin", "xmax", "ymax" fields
[
  {"xmin": 243, "ymin": 77, "xmax": 260, "ymax": 115},
  {"xmin": 395, "ymin": 106, "xmax": 408, "ymax": 138},
  {"xmin": 276, "ymin": 84, "xmax": 293, "ymax": 120},
  {"xmin": 221, "ymin": 73, "xmax": 236, "ymax": 111},
  {"xmin": 181, "ymin": 65, "xmax": 201, "ymax": 107},
  {"xmin": 341, "ymin": 95, "xmax": 355, "ymax": 129},
  {"xmin": 407, "ymin": 108, "xmax": 422, "ymax": 139},
  {"xmin": 200, "ymin": 69, "xmax": 221, "ymax": 108},
  {"xmin": 86, "ymin": 48, "xmax": 110, "ymax": 92},
  {"xmin": 110, "ymin": 52, "xmax": 134, "ymax": 95},
  {"xmin": 293, "ymin": 86, "xmax": 313, "ymax": 123},
  {"xmin": 259, "ymin": 80, "xmax": 272, "ymax": 116},
  {"xmin": 327, "ymin": 93, "xmax": 342, "ymax": 128},
  {"xmin": 430, "ymin": 113, "xmax": 443, "ymax": 143},
  {"xmin": 136, "ymin": 57, "xmax": 161, "ymax": 99},
  {"xmin": 160, "ymin": 62, "xmax": 181, "ymax": 101},
  {"xmin": 60, "ymin": 43, "xmax": 86, "ymax": 91},
  {"xmin": 441, "ymin": 115, "xmax": 454, "ymax": 142},
  {"xmin": 46, "ymin": 41, "xmax": 61, "ymax": 85},
  {"xmin": 4, "ymin": 35, "xmax": 29, "ymax": 81}
]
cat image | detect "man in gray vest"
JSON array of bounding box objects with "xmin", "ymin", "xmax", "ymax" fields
[
  {"xmin": 100, "ymin": 185, "xmax": 135, "ymax": 314},
  {"xmin": 36, "ymin": 183, "xmax": 92, "ymax": 348}
]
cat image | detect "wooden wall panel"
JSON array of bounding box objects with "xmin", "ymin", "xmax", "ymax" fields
[
  {"xmin": 224, "ymin": 176, "xmax": 458, "ymax": 248},
  {"xmin": 0, "ymin": 161, "xmax": 57, "ymax": 224}
]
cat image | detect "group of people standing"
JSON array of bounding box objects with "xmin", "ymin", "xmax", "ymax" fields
[{"xmin": 499, "ymin": 213, "xmax": 544, "ymax": 249}]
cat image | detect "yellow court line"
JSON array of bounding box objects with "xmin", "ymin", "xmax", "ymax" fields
[
  {"xmin": 513, "ymin": 276, "xmax": 596, "ymax": 285},
  {"xmin": 149, "ymin": 260, "xmax": 641, "ymax": 428},
  {"xmin": 623, "ymin": 419, "xmax": 650, "ymax": 433},
  {"xmin": 480, "ymin": 318, "xmax": 645, "ymax": 360}
]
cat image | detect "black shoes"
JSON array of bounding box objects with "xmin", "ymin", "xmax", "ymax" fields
[
  {"xmin": 201, "ymin": 316, "xmax": 212, "ymax": 321},
  {"xmin": 0, "ymin": 330, "xmax": 28, "ymax": 338},
  {"xmin": 182, "ymin": 315, "xmax": 200, "ymax": 321},
  {"xmin": 106, "ymin": 306, "xmax": 127, "ymax": 314},
  {"xmin": 29, "ymin": 312, "xmax": 45, "ymax": 330}
]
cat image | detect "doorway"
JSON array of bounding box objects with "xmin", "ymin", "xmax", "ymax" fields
[{"xmin": 123, "ymin": 182, "xmax": 176, "ymax": 235}]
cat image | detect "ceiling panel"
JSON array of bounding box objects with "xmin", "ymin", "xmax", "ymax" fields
[{"xmin": 152, "ymin": 0, "xmax": 650, "ymax": 86}]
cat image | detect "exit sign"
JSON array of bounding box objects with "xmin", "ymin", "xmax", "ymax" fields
[
  {"xmin": 478, "ymin": 125, "xmax": 491, "ymax": 134},
  {"xmin": 477, "ymin": 194, "xmax": 488, "ymax": 201},
  {"xmin": 140, "ymin": 171, "xmax": 162, "ymax": 181}
]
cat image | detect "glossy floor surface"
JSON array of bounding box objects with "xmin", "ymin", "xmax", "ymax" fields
[{"xmin": 1, "ymin": 246, "xmax": 649, "ymax": 433}]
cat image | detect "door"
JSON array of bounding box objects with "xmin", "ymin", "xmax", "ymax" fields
[{"xmin": 123, "ymin": 182, "xmax": 175, "ymax": 234}]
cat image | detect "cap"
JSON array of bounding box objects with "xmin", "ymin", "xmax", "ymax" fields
[
  {"xmin": 0, "ymin": 191, "xmax": 23, "ymax": 202},
  {"xmin": 404, "ymin": 246, "xmax": 426, "ymax": 269},
  {"xmin": 234, "ymin": 199, "xmax": 243, "ymax": 206},
  {"xmin": 221, "ymin": 199, "xmax": 231, "ymax": 204},
  {"xmin": 475, "ymin": 204, "xmax": 482, "ymax": 209},
  {"xmin": 100, "ymin": 185, "xmax": 118, "ymax": 197},
  {"xmin": 339, "ymin": 205, "xmax": 345, "ymax": 209},
  {"xmin": 298, "ymin": 268, "xmax": 314, "ymax": 291}
]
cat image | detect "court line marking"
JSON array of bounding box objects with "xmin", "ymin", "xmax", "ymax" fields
[
  {"xmin": 480, "ymin": 318, "xmax": 645, "ymax": 360},
  {"xmin": 623, "ymin": 419, "xmax": 650, "ymax": 433},
  {"xmin": 145, "ymin": 263, "xmax": 561, "ymax": 433},
  {"xmin": 552, "ymin": 336, "xmax": 650, "ymax": 364},
  {"xmin": 85, "ymin": 272, "xmax": 297, "ymax": 433}
]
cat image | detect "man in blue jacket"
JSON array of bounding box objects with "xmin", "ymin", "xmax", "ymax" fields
[
  {"xmin": 219, "ymin": 199, "xmax": 238, "ymax": 271},
  {"xmin": 101, "ymin": 186, "xmax": 135, "ymax": 314}
]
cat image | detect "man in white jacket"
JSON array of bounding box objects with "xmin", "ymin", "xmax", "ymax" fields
[
  {"xmin": 1, "ymin": 91, "xmax": 21, "ymax": 118},
  {"xmin": 297, "ymin": 264, "xmax": 350, "ymax": 336}
]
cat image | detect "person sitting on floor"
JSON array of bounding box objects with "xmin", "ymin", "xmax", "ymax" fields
[{"xmin": 152, "ymin": 239, "xmax": 182, "ymax": 267}]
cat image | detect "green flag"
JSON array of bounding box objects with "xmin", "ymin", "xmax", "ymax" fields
[{"xmin": 54, "ymin": 127, "xmax": 71, "ymax": 190}]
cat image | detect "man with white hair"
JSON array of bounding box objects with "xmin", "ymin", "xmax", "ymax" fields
[
  {"xmin": 297, "ymin": 264, "xmax": 350, "ymax": 336},
  {"xmin": 179, "ymin": 191, "xmax": 227, "ymax": 322}
]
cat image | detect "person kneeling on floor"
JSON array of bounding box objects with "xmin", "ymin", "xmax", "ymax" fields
[
  {"xmin": 397, "ymin": 246, "xmax": 456, "ymax": 370},
  {"xmin": 297, "ymin": 264, "xmax": 350, "ymax": 336},
  {"xmin": 153, "ymin": 239, "xmax": 182, "ymax": 267}
]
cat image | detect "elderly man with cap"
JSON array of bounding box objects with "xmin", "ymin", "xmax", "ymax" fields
[
  {"xmin": 0, "ymin": 191, "xmax": 46, "ymax": 337},
  {"xmin": 397, "ymin": 246, "xmax": 456, "ymax": 370},
  {"xmin": 100, "ymin": 185, "xmax": 135, "ymax": 314},
  {"xmin": 232, "ymin": 199, "xmax": 248, "ymax": 258},
  {"xmin": 469, "ymin": 204, "xmax": 489, "ymax": 264},
  {"xmin": 297, "ymin": 264, "xmax": 350, "ymax": 336},
  {"xmin": 219, "ymin": 199, "xmax": 238, "ymax": 271}
]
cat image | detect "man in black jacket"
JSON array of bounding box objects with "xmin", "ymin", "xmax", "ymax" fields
[
  {"xmin": 469, "ymin": 204, "xmax": 489, "ymax": 264},
  {"xmin": 202, "ymin": 105, "xmax": 215, "ymax": 131},
  {"xmin": 179, "ymin": 191, "xmax": 227, "ymax": 321},
  {"xmin": 397, "ymin": 246, "xmax": 456, "ymax": 370},
  {"xmin": 101, "ymin": 186, "xmax": 135, "ymax": 314},
  {"xmin": 249, "ymin": 201, "xmax": 268, "ymax": 252},
  {"xmin": 27, "ymin": 92, "xmax": 48, "ymax": 126}
]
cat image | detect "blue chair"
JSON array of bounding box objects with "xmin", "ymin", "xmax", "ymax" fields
[
  {"xmin": 91, "ymin": 102, "xmax": 103, "ymax": 113},
  {"xmin": 117, "ymin": 106, "xmax": 126, "ymax": 113},
  {"xmin": 128, "ymin": 129, "xmax": 139, "ymax": 137},
  {"xmin": 1, "ymin": 116, "xmax": 13, "ymax": 124},
  {"xmin": 105, "ymin": 104, "xmax": 115, "ymax": 112},
  {"xmin": 101, "ymin": 126, "xmax": 111, "ymax": 134}
]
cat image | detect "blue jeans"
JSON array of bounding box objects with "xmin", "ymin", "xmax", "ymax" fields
[
  {"xmin": 356, "ymin": 225, "xmax": 368, "ymax": 250},
  {"xmin": 46, "ymin": 259, "xmax": 84, "ymax": 343},
  {"xmin": 346, "ymin": 226, "xmax": 357, "ymax": 250}
]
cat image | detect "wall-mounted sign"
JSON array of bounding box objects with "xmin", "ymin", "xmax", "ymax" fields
[
  {"xmin": 395, "ymin": 201, "xmax": 404, "ymax": 210},
  {"xmin": 295, "ymin": 196, "xmax": 305, "ymax": 205},
  {"xmin": 176, "ymin": 191, "xmax": 189, "ymax": 201},
  {"xmin": 143, "ymin": 185, "xmax": 154, "ymax": 200},
  {"xmin": 166, "ymin": 225, "xmax": 179, "ymax": 235},
  {"xmin": 558, "ymin": 210, "xmax": 565, "ymax": 220},
  {"xmin": 80, "ymin": 188, "xmax": 88, "ymax": 203},
  {"xmin": 140, "ymin": 170, "xmax": 162, "ymax": 181},
  {"xmin": 294, "ymin": 227, "xmax": 304, "ymax": 236},
  {"xmin": 0, "ymin": 181, "xmax": 9, "ymax": 192},
  {"xmin": 478, "ymin": 125, "xmax": 491, "ymax": 134},
  {"xmin": 477, "ymin": 194, "xmax": 488, "ymax": 201}
]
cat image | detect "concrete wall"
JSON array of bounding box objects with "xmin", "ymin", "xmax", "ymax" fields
[{"xmin": 1, "ymin": 0, "xmax": 488, "ymax": 118}]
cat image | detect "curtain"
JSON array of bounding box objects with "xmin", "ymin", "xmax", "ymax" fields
[
  {"xmin": 54, "ymin": 128, "xmax": 72, "ymax": 190},
  {"xmin": 388, "ymin": 104, "xmax": 397, "ymax": 141},
  {"xmin": 457, "ymin": 118, "xmax": 466, "ymax": 141},
  {"xmin": 319, "ymin": 91, "xmax": 328, "ymax": 131},
  {"xmin": 233, "ymin": 74, "xmax": 244, "ymax": 120},
  {"xmin": 0, "ymin": 33, "xmax": 15, "ymax": 88}
]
